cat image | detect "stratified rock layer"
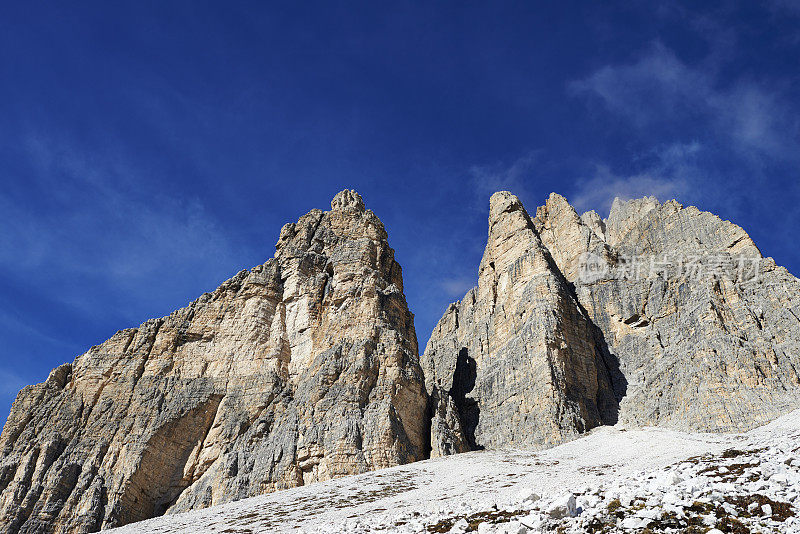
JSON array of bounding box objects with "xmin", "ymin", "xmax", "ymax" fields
[
  {"xmin": 422, "ymin": 192, "xmax": 618, "ymax": 456},
  {"xmin": 0, "ymin": 190, "xmax": 427, "ymax": 533}
]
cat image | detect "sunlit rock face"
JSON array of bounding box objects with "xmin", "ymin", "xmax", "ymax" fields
[
  {"xmin": 4, "ymin": 188, "xmax": 800, "ymax": 533},
  {"xmin": 0, "ymin": 190, "xmax": 427, "ymax": 533}
]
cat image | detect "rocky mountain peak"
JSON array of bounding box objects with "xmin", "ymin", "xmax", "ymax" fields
[
  {"xmin": 426, "ymin": 190, "xmax": 800, "ymax": 460},
  {"xmin": 531, "ymin": 193, "xmax": 797, "ymax": 432},
  {"xmin": 425, "ymin": 191, "xmax": 618, "ymax": 456},
  {"xmin": 488, "ymin": 190, "xmax": 524, "ymax": 219},
  {"xmin": 579, "ymin": 209, "xmax": 606, "ymax": 241},
  {"xmin": 480, "ymin": 192, "xmax": 548, "ymax": 281},
  {"xmin": 606, "ymin": 195, "xmax": 662, "ymax": 246},
  {"xmin": 532, "ymin": 192, "xmax": 611, "ymax": 281}
]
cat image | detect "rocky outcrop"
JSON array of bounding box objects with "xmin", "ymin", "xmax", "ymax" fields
[
  {"xmin": 533, "ymin": 192, "xmax": 800, "ymax": 432},
  {"xmin": 0, "ymin": 190, "xmax": 427, "ymax": 533},
  {"xmin": 422, "ymin": 192, "xmax": 618, "ymax": 455}
]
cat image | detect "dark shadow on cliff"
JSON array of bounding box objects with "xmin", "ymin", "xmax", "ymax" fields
[
  {"xmin": 593, "ymin": 336, "xmax": 628, "ymax": 425},
  {"xmin": 570, "ymin": 291, "xmax": 628, "ymax": 426},
  {"xmin": 451, "ymin": 348, "xmax": 483, "ymax": 450}
]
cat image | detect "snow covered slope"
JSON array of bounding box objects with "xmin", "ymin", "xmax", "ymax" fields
[{"xmin": 108, "ymin": 411, "xmax": 800, "ymax": 533}]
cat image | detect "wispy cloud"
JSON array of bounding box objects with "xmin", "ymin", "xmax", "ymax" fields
[
  {"xmin": 466, "ymin": 142, "xmax": 700, "ymax": 217},
  {"xmin": 570, "ymin": 167, "xmax": 687, "ymax": 216},
  {"xmin": 569, "ymin": 42, "xmax": 800, "ymax": 163},
  {"xmin": 0, "ymin": 132, "xmax": 251, "ymax": 322},
  {"xmin": 439, "ymin": 276, "xmax": 476, "ymax": 299},
  {"xmin": 570, "ymin": 142, "xmax": 699, "ymax": 215},
  {"xmin": 569, "ymin": 43, "xmax": 707, "ymax": 127},
  {"xmin": 0, "ymin": 369, "xmax": 27, "ymax": 398}
]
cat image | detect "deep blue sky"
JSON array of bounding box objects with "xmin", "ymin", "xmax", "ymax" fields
[{"xmin": 1, "ymin": 1, "xmax": 799, "ymax": 424}]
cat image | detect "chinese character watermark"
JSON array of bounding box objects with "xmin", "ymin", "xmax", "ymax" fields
[{"xmin": 577, "ymin": 252, "xmax": 762, "ymax": 284}]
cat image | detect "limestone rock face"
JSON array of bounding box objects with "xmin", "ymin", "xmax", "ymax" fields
[
  {"xmin": 0, "ymin": 190, "xmax": 427, "ymax": 533},
  {"xmin": 422, "ymin": 192, "xmax": 618, "ymax": 456},
  {"xmin": 531, "ymin": 193, "xmax": 800, "ymax": 432},
  {"xmin": 533, "ymin": 193, "xmax": 614, "ymax": 282}
]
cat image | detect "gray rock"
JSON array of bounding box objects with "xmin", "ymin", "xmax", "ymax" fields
[
  {"xmin": 425, "ymin": 191, "xmax": 800, "ymax": 457},
  {"xmin": 547, "ymin": 493, "xmax": 577, "ymax": 518}
]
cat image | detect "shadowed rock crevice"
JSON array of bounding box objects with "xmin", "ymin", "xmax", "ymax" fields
[
  {"xmin": 117, "ymin": 394, "xmax": 223, "ymax": 526},
  {"xmin": 592, "ymin": 337, "xmax": 627, "ymax": 426},
  {"xmin": 450, "ymin": 348, "xmax": 481, "ymax": 451}
]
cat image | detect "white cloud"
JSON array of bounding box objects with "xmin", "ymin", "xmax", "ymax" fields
[
  {"xmin": 570, "ymin": 142, "xmax": 700, "ymax": 215},
  {"xmin": 569, "ymin": 43, "xmax": 707, "ymax": 127},
  {"xmin": 439, "ymin": 276, "xmax": 476, "ymax": 299},
  {"xmin": 569, "ymin": 42, "xmax": 799, "ymax": 162},
  {"xmin": 465, "ymin": 143, "xmax": 699, "ymax": 218},
  {"xmin": 571, "ymin": 167, "xmax": 687, "ymax": 216}
]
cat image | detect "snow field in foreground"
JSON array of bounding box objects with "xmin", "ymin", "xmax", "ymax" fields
[{"xmin": 108, "ymin": 410, "xmax": 800, "ymax": 533}]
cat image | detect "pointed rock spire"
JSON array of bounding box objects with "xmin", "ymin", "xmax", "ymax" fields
[{"xmin": 330, "ymin": 189, "xmax": 365, "ymax": 212}]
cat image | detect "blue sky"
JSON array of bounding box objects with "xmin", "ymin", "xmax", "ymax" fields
[{"xmin": 1, "ymin": 1, "xmax": 799, "ymax": 424}]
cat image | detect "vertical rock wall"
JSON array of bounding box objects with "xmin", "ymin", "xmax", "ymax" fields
[{"xmin": 532, "ymin": 193, "xmax": 800, "ymax": 432}]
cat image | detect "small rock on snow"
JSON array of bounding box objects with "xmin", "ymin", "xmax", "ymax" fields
[{"xmin": 547, "ymin": 494, "xmax": 577, "ymax": 519}]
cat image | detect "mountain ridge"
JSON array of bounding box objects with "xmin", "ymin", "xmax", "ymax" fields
[{"xmin": 2, "ymin": 189, "xmax": 800, "ymax": 533}]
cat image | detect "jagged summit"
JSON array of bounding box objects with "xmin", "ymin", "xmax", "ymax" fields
[
  {"xmin": 533, "ymin": 192, "xmax": 791, "ymax": 432},
  {"xmin": 488, "ymin": 190, "xmax": 524, "ymax": 218},
  {"xmin": 425, "ymin": 192, "xmax": 618, "ymax": 455},
  {"xmin": 330, "ymin": 188, "xmax": 365, "ymax": 211},
  {"xmin": 425, "ymin": 191, "xmax": 800, "ymax": 459}
]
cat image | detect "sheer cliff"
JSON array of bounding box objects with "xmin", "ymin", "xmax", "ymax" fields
[
  {"xmin": 422, "ymin": 192, "xmax": 618, "ymax": 456},
  {"xmin": 534, "ymin": 193, "xmax": 800, "ymax": 432}
]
